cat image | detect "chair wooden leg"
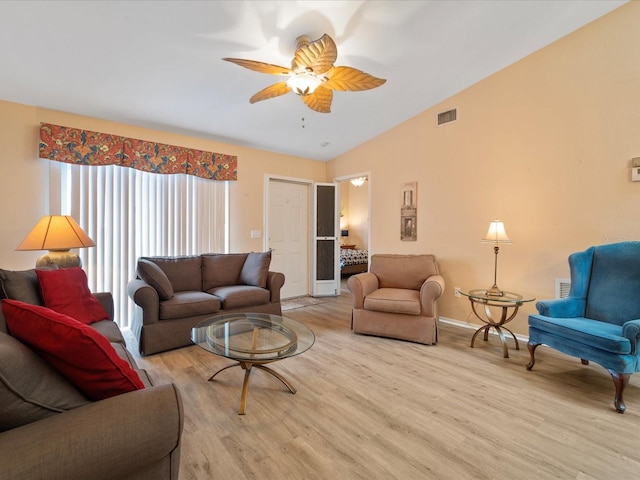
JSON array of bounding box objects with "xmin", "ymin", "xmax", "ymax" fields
[
  {"xmin": 526, "ymin": 341, "xmax": 539, "ymax": 370},
  {"xmin": 608, "ymin": 370, "xmax": 630, "ymax": 414}
]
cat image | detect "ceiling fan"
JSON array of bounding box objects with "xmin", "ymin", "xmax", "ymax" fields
[{"xmin": 223, "ymin": 34, "xmax": 386, "ymax": 113}]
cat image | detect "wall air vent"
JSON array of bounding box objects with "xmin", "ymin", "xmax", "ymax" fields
[
  {"xmin": 437, "ymin": 108, "xmax": 457, "ymax": 126},
  {"xmin": 555, "ymin": 278, "xmax": 571, "ymax": 299}
]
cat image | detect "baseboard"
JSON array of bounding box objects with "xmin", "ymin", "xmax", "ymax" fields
[{"xmin": 438, "ymin": 316, "xmax": 530, "ymax": 343}]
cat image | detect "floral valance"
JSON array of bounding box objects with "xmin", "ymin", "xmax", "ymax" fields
[{"xmin": 38, "ymin": 123, "xmax": 237, "ymax": 181}]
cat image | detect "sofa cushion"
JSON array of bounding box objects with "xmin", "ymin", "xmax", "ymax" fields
[
  {"xmin": 202, "ymin": 253, "xmax": 248, "ymax": 290},
  {"xmin": 141, "ymin": 255, "xmax": 202, "ymax": 292},
  {"xmin": 91, "ymin": 319, "xmax": 126, "ymax": 344},
  {"xmin": 0, "ymin": 268, "xmax": 45, "ymax": 304},
  {"xmin": 159, "ymin": 291, "xmax": 221, "ymax": 320},
  {"xmin": 36, "ymin": 267, "xmax": 109, "ymax": 325},
  {"xmin": 370, "ymin": 254, "xmax": 439, "ymax": 290},
  {"xmin": 364, "ymin": 288, "xmax": 421, "ymax": 316},
  {"xmin": 137, "ymin": 258, "xmax": 174, "ymax": 300},
  {"xmin": 0, "ymin": 331, "xmax": 90, "ymax": 432},
  {"xmin": 2, "ymin": 300, "xmax": 145, "ymax": 401},
  {"xmin": 529, "ymin": 314, "xmax": 630, "ymax": 355},
  {"xmin": 208, "ymin": 285, "xmax": 270, "ymax": 310},
  {"xmin": 239, "ymin": 251, "xmax": 271, "ymax": 288}
]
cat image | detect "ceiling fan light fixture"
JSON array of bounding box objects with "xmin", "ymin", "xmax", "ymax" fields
[
  {"xmin": 223, "ymin": 33, "xmax": 385, "ymax": 113},
  {"xmin": 286, "ymin": 73, "xmax": 323, "ymax": 96}
]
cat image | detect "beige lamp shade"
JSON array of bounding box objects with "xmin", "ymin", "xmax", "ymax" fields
[
  {"xmin": 480, "ymin": 219, "xmax": 512, "ymax": 296},
  {"xmin": 16, "ymin": 215, "xmax": 95, "ymax": 268},
  {"xmin": 481, "ymin": 220, "xmax": 512, "ymax": 245}
]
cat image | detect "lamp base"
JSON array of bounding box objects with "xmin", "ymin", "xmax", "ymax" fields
[
  {"xmin": 485, "ymin": 284, "xmax": 504, "ymax": 297},
  {"xmin": 35, "ymin": 251, "xmax": 82, "ymax": 269}
]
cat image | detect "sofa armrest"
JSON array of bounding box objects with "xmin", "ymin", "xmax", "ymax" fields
[
  {"xmin": 536, "ymin": 297, "xmax": 586, "ymax": 318},
  {"xmin": 266, "ymin": 271, "xmax": 285, "ymax": 303},
  {"xmin": 2, "ymin": 293, "xmax": 115, "ymax": 334},
  {"xmin": 347, "ymin": 272, "xmax": 380, "ymax": 309},
  {"xmin": 93, "ymin": 292, "xmax": 114, "ymax": 321},
  {"xmin": 419, "ymin": 275, "xmax": 445, "ymax": 317},
  {"xmin": 0, "ymin": 383, "xmax": 183, "ymax": 480},
  {"xmin": 128, "ymin": 278, "xmax": 160, "ymax": 326},
  {"xmin": 623, "ymin": 319, "xmax": 640, "ymax": 355}
]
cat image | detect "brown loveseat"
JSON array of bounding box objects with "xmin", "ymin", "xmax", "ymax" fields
[
  {"xmin": 128, "ymin": 252, "xmax": 285, "ymax": 355},
  {"xmin": 0, "ymin": 268, "xmax": 183, "ymax": 480},
  {"xmin": 348, "ymin": 254, "xmax": 445, "ymax": 344}
]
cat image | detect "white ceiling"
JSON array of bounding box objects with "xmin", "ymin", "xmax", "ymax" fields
[{"xmin": 0, "ymin": 1, "xmax": 627, "ymax": 161}]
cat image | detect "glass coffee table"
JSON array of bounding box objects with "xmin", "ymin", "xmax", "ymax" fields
[{"xmin": 191, "ymin": 313, "xmax": 315, "ymax": 414}]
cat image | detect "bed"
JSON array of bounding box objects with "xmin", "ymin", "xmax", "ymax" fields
[{"xmin": 340, "ymin": 248, "xmax": 369, "ymax": 275}]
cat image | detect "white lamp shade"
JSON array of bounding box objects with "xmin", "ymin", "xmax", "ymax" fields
[
  {"xmin": 16, "ymin": 215, "xmax": 95, "ymax": 251},
  {"xmin": 481, "ymin": 220, "xmax": 512, "ymax": 245}
]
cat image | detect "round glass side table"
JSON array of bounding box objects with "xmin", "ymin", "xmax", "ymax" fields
[{"xmin": 460, "ymin": 289, "xmax": 535, "ymax": 358}]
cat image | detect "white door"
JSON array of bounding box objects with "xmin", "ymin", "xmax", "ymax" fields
[
  {"xmin": 312, "ymin": 182, "xmax": 340, "ymax": 296},
  {"xmin": 267, "ymin": 179, "xmax": 310, "ymax": 299}
]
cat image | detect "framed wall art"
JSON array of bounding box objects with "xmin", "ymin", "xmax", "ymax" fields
[{"xmin": 400, "ymin": 181, "xmax": 417, "ymax": 241}]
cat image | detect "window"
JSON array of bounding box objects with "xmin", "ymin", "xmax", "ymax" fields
[{"xmin": 51, "ymin": 162, "xmax": 228, "ymax": 328}]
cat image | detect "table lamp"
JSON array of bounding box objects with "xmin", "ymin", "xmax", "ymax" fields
[
  {"xmin": 481, "ymin": 219, "xmax": 512, "ymax": 296},
  {"xmin": 16, "ymin": 215, "xmax": 96, "ymax": 268}
]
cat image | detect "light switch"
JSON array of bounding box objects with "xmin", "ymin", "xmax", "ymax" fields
[
  {"xmin": 632, "ymin": 167, "xmax": 640, "ymax": 182},
  {"xmin": 250, "ymin": 230, "xmax": 262, "ymax": 238}
]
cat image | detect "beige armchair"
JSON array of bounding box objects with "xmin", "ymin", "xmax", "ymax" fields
[{"xmin": 347, "ymin": 254, "xmax": 445, "ymax": 344}]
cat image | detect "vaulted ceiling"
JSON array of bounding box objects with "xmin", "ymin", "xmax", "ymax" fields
[{"xmin": 0, "ymin": 1, "xmax": 627, "ymax": 161}]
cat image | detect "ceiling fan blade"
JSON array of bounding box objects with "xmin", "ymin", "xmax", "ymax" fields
[
  {"xmin": 324, "ymin": 66, "xmax": 386, "ymax": 92},
  {"xmin": 223, "ymin": 58, "xmax": 291, "ymax": 76},
  {"xmin": 301, "ymin": 86, "xmax": 333, "ymax": 113},
  {"xmin": 249, "ymin": 82, "xmax": 292, "ymax": 104},
  {"xmin": 291, "ymin": 34, "xmax": 337, "ymax": 76}
]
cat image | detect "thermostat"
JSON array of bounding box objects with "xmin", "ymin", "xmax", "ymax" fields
[{"xmin": 631, "ymin": 158, "xmax": 640, "ymax": 182}]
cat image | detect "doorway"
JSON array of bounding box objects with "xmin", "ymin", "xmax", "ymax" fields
[{"xmin": 337, "ymin": 173, "xmax": 371, "ymax": 276}]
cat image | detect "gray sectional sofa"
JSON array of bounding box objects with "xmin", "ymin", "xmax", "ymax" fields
[
  {"xmin": 127, "ymin": 251, "xmax": 285, "ymax": 355},
  {"xmin": 0, "ymin": 268, "xmax": 183, "ymax": 480}
]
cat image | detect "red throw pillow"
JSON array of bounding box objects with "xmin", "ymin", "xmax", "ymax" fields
[
  {"xmin": 36, "ymin": 267, "xmax": 108, "ymax": 324},
  {"xmin": 2, "ymin": 300, "xmax": 144, "ymax": 401}
]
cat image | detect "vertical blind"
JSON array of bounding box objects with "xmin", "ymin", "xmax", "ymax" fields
[{"xmin": 52, "ymin": 162, "xmax": 227, "ymax": 328}]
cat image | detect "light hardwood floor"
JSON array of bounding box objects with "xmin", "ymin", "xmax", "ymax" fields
[{"xmin": 128, "ymin": 286, "xmax": 640, "ymax": 480}]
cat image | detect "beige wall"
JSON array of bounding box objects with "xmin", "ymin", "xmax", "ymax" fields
[
  {"xmin": 346, "ymin": 181, "xmax": 369, "ymax": 250},
  {"xmin": 339, "ymin": 181, "xmax": 350, "ymax": 234},
  {"xmin": 339, "ymin": 180, "xmax": 369, "ymax": 249},
  {"xmin": 328, "ymin": 2, "xmax": 640, "ymax": 335},
  {"xmin": 0, "ymin": 101, "xmax": 327, "ymax": 270}
]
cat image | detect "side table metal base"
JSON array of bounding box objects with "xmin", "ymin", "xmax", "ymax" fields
[
  {"xmin": 461, "ymin": 289, "xmax": 534, "ymax": 359},
  {"xmin": 470, "ymin": 324, "xmax": 520, "ymax": 358}
]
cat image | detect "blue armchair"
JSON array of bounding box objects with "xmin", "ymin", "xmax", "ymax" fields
[{"xmin": 527, "ymin": 241, "xmax": 640, "ymax": 413}]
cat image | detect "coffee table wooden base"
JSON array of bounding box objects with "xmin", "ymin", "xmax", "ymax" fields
[{"xmin": 208, "ymin": 361, "xmax": 296, "ymax": 415}]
